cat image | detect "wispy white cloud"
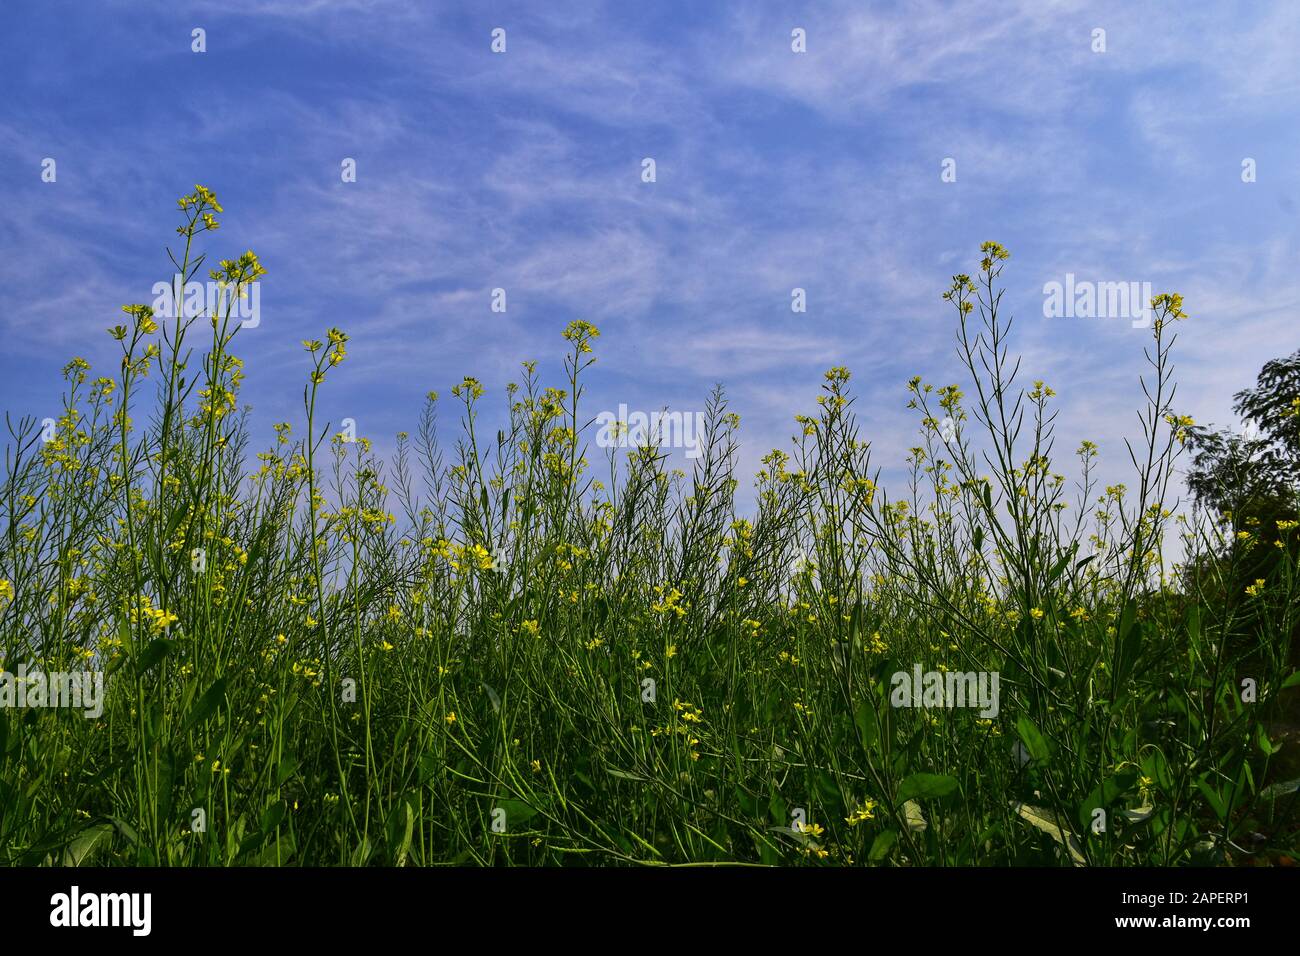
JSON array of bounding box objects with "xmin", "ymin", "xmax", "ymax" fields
[{"xmin": 1, "ymin": 0, "xmax": 1296, "ymax": 516}]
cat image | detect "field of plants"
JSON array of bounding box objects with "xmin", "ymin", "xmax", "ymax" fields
[{"xmin": 1, "ymin": 188, "xmax": 1296, "ymax": 867}]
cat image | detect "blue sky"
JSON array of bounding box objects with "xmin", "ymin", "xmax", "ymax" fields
[{"xmin": 2, "ymin": 0, "xmax": 1298, "ymax": 509}]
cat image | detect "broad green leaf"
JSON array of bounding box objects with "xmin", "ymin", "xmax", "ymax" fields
[
  {"xmin": 1261, "ymin": 777, "xmax": 1300, "ymax": 801},
  {"xmin": 386, "ymin": 797, "xmax": 414, "ymax": 866},
  {"xmin": 1257, "ymin": 724, "xmax": 1280, "ymax": 756},
  {"xmin": 902, "ymin": 800, "xmax": 927, "ymax": 832},
  {"xmin": 495, "ymin": 798, "xmax": 539, "ymax": 827},
  {"xmin": 1196, "ymin": 778, "xmax": 1227, "ymax": 822},
  {"xmin": 350, "ymin": 836, "xmax": 373, "ymax": 867},
  {"xmin": 179, "ymin": 677, "xmax": 227, "ymax": 735},
  {"xmin": 63, "ymin": 824, "xmax": 114, "ymax": 867},
  {"xmin": 418, "ymin": 753, "xmax": 441, "ymax": 784},
  {"xmin": 1015, "ymin": 716, "xmax": 1051, "ymax": 763},
  {"xmin": 1012, "ymin": 802, "xmax": 1086, "ymax": 866},
  {"xmin": 136, "ymin": 637, "xmax": 176, "ymax": 674},
  {"xmin": 868, "ymin": 829, "xmax": 898, "ymax": 861},
  {"xmin": 854, "ymin": 698, "xmax": 879, "ymax": 751},
  {"xmin": 276, "ymin": 754, "xmax": 300, "ymax": 787},
  {"xmin": 260, "ymin": 800, "xmax": 287, "ymax": 833},
  {"xmin": 768, "ymin": 825, "xmax": 811, "ymax": 845},
  {"xmin": 897, "ymin": 772, "xmax": 959, "ymax": 802},
  {"xmin": 1077, "ymin": 769, "xmax": 1139, "ymax": 828},
  {"xmin": 109, "ymin": 816, "xmax": 140, "ymax": 847},
  {"xmin": 105, "ymin": 617, "xmax": 134, "ymax": 677}
]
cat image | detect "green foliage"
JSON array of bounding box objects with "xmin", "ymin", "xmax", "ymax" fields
[{"xmin": 0, "ymin": 193, "xmax": 1296, "ymax": 866}]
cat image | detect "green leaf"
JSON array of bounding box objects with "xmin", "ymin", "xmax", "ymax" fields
[
  {"xmin": 868, "ymin": 829, "xmax": 898, "ymax": 861},
  {"xmin": 1077, "ymin": 770, "xmax": 1139, "ymax": 828},
  {"xmin": 245, "ymin": 524, "xmax": 267, "ymax": 570},
  {"xmin": 1121, "ymin": 806, "xmax": 1155, "ymax": 823},
  {"xmin": 755, "ymin": 834, "xmax": 780, "ymax": 865},
  {"xmin": 276, "ymin": 754, "xmax": 300, "ymax": 787},
  {"xmin": 259, "ymin": 800, "xmax": 287, "ymax": 833},
  {"xmin": 417, "ymin": 753, "xmax": 441, "ymax": 784},
  {"xmin": 1118, "ymin": 600, "xmax": 1137, "ymax": 640},
  {"xmin": 164, "ymin": 501, "xmax": 188, "ymax": 543},
  {"xmin": 239, "ymin": 824, "xmax": 269, "ymax": 858},
  {"xmin": 1115, "ymin": 601, "xmax": 1142, "ymax": 685},
  {"xmin": 769, "ymin": 825, "xmax": 817, "ymax": 849},
  {"xmin": 902, "ymin": 800, "xmax": 927, "ymax": 832},
  {"xmin": 1281, "ymin": 670, "xmax": 1300, "ymax": 690},
  {"xmin": 1047, "ymin": 551, "xmax": 1072, "ymax": 584},
  {"xmin": 1015, "ymin": 716, "xmax": 1051, "ymax": 763},
  {"xmin": 495, "ymin": 798, "xmax": 539, "ymax": 827},
  {"xmin": 142, "ymin": 700, "xmax": 164, "ymax": 750},
  {"xmin": 1196, "ymin": 777, "xmax": 1228, "ymax": 822},
  {"xmin": 815, "ymin": 769, "xmax": 846, "ymax": 816},
  {"xmin": 136, "ymin": 637, "xmax": 177, "ymax": 674},
  {"xmin": 1261, "ymin": 777, "xmax": 1300, "ymax": 801},
  {"xmin": 349, "ymin": 836, "xmax": 373, "ymax": 867},
  {"xmin": 854, "ymin": 699, "xmax": 879, "ymax": 752},
  {"xmin": 606, "ymin": 768, "xmax": 647, "ymax": 782},
  {"xmin": 768, "ymin": 791, "xmax": 788, "ymax": 826},
  {"xmin": 179, "ymin": 677, "xmax": 227, "ymax": 736},
  {"xmin": 897, "ymin": 772, "xmax": 958, "ymax": 802},
  {"xmin": 109, "ymin": 816, "xmax": 140, "ymax": 847},
  {"xmin": 63, "ymin": 824, "xmax": 115, "ymax": 867},
  {"xmin": 251, "ymin": 832, "xmax": 297, "ymax": 866},
  {"xmin": 385, "ymin": 797, "xmax": 414, "ymax": 866},
  {"xmin": 1257, "ymin": 724, "xmax": 1280, "ymax": 756},
  {"xmin": 155, "ymin": 747, "xmax": 177, "ymax": 824},
  {"xmin": 106, "ymin": 617, "xmax": 133, "ymax": 677},
  {"xmin": 1012, "ymin": 802, "xmax": 1086, "ymax": 866}
]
